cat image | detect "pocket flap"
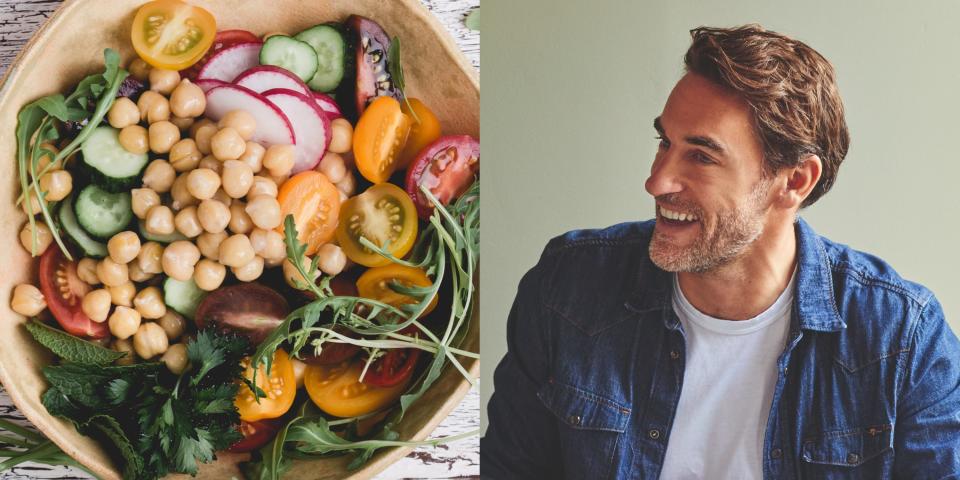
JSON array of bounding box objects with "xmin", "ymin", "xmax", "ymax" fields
[
  {"xmin": 537, "ymin": 379, "xmax": 631, "ymax": 433},
  {"xmin": 801, "ymin": 424, "xmax": 893, "ymax": 466}
]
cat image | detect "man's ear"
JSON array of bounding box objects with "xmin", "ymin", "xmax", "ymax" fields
[{"xmin": 776, "ymin": 154, "xmax": 821, "ymax": 209}]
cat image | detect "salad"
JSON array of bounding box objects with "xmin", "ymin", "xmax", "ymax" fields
[{"xmin": 5, "ymin": 0, "xmax": 479, "ymax": 478}]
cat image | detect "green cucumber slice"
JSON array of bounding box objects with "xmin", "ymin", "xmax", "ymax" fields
[
  {"xmin": 163, "ymin": 277, "xmax": 207, "ymax": 319},
  {"xmin": 80, "ymin": 126, "xmax": 149, "ymax": 192},
  {"xmin": 259, "ymin": 35, "xmax": 320, "ymax": 82},
  {"xmin": 58, "ymin": 193, "xmax": 108, "ymax": 258},
  {"xmin": 294, "ymin": 24, "xmax": 348, "ymax": 92},
  {"xmin": 74, "ymin": 184, "xmax": 132, "ymax": 240}
]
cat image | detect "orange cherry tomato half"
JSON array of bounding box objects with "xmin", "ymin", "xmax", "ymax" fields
[
  {"xmin": 277, "ymin": 171, "xmax": 341, "ymax": 255},
  {"xmin": 131, "ymin": 0, "xmax": 217, "ymax": 70},
  {"xmin": 397, "ymin": 98, "xmax": 442, "ymax": 170},
  {"xmin": 335, "ymin": 182, "xmax": 418, "ymax": 267},
  {"xmin": 304, "ymin": 360, "xmax": 410, "ymax": 418},
  {"xmin": 353, "ymin": 96, "xmax": 412, "ymax": 184},
  {"xmin": 235, "ymin": 349, "xmax": 296, "ymax": 422},
  {"xmin": 356, "ymin": 264, "xmax": 438, "ymax": 317}
]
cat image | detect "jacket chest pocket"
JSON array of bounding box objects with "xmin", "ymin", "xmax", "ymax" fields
[
  {"xmin": 800, "ymin": 424, "xmax": 894, "ymax": 479},
  {"xmin": 538, "ymin": 379, "xmax": 631, "ymax": 480}
]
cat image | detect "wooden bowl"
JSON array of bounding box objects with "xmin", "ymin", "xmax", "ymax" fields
[{"xmin": 0, "ymin": 0, "xmax": 479, "ymax": 478}]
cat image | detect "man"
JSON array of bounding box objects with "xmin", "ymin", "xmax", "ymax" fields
[{"xmin": 481, "ymin": 24, "xmax": 960, "ymax": 479}]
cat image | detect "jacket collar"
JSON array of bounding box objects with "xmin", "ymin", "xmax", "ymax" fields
[{"xmin": 624, "ymin": 216, "xmax": 846, "ymax": 332}]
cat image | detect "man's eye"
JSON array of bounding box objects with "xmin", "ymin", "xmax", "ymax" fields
[
  {"xmin": 655, "ymin": 135, "xmax": 669, "ymax": 148},
  {"xmin": 693, "ymin": 152, "xmax": 714, "ymax": 164}
]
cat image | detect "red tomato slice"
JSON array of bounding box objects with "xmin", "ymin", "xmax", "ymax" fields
[
  {"xmin": 362, "ymin": 326, "xmax": 421, "ymax": 388},
  {"xmin": 38, "ymin": 248, "xmax": 109, "ymax": 339},
  {"xmin": 405, "ymin": 135, "xmax": 479, "ymax": 220},
  {"xmin": 180, "ymin": 29, "xmax": 261, "ymax": 79},
  {"xmin": 302, "ymin": 325, "xmax": 361, "ymax": 366},
  {"xmin": 227, "ymin": 419, "xmax": 281, "ymax": 453}
]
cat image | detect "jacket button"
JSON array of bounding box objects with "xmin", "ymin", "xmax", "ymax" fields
[
  {"xmin": 770, "ymin": 448, "xmax": 782, "ymax": 459},
  {"xmin": 648, "ymin": 429, "xmax": 661, "ymax": 440},
  {"xmin": 568, "ymin": 415, "xmax": 581, "ymax": 426},
  {"xmin": 847, "ymin": 453, "xmax": 860, "ymax": 464},
  {"xmin": 670, "ymin": 350, "xmax": 680, "ymax": 360}
]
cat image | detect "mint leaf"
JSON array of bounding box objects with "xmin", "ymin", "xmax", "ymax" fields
[{"xmin": 25, "ymin": 319, "xmax": 126, "ymax": 365}]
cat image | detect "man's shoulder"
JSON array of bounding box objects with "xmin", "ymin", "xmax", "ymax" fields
[{"xmin": 542, "ymin": 220, "xmax": 656, "ymax": 256}]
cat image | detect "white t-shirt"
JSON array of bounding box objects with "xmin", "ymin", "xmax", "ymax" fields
[{"xmin": 659, "ymin": 267, "xmax": 796, "ymax": 479}]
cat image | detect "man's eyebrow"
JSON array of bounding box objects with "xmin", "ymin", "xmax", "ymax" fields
[{"xmin": 653, "ymin": 116, "xmax": 728, "ymax": 157}]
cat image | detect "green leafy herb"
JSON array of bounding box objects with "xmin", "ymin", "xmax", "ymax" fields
[
  {"xmin": 25, "ymin": 319, "xmax": 126, "ymax": 365},
  {"xmin": 0, "ymin": 418, "xmax": 96, "ymax": 477},
  {"xmin": 387, "ymin": 37, "xmax": 421, "ymax": 124},
  {"xmin": 465, "ymin": 8, "xmax": 480, "ymax": 31}
]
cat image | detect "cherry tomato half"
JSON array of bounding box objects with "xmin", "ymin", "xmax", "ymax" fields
[
  {"xmin": 301, "ymin": 325, "xmax": 361, "ymax": 366},
  {"xmin": 277, "ymin": 171, "xmax": 341, "ymax": 255},
  {"xmin": 38, "ymin": 247, "xmax": 109, "ymax": 338},
  {"xmin": 397, "ymin": 98, "xmax": 441, "ymax": 170},
  {"xmin": 353, "ymin": 96, "xmax": 412, "ymax": 184},
  {"xmin": 362, "ymin": 326, "xmax": 422, "ymax": 388},
  {"xmin": 131, "ymin": 0, "xmax": 217, "ymax": 71},
  {"xmin": 405, "ymin": 135, "xmax": 479, "ymax": 220},
  {"xmin": 227, "ymin": 419, "xmax": 282, "ymax": 453},
  {"xmin": 235, "ymin": 349, "xmax": 296, "ymax": 422},
  {"xmin": 356, "ymin": 264, "xmax": 438, "ymax": 317},
  {"xmin": 304, "ymin": 360, "xmax": 410, "ymax": 418},
  {"xmin": 335, "ymin": 182, "xmax": 418, "ymax": 268},
  {"xmin": 180, "ymin": 29, "xmax": 260, "ymax": 79}
]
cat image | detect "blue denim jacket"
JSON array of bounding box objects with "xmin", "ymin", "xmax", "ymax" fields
[{"xmin": 481, "ymin": 216, "xmax": 960, "ymax": 479}]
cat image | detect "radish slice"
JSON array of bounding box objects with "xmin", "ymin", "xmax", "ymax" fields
[
  {"xmin": 262, "ymin": 88, "xmax": 331, "ymax": 173},
  {"xmin": 312, "ymin": 92, "xmax": 342, "ymax": 119},
  {"xmin": 205, "ymin": 84, "xmax": 295, "ymax": 147},
  {"xmin": 197, "ymin": 42, "xmax": 262, "ymax": 82},
  {"xmin": 194, "ymin": 78, "xmax": 227, "ymax": 93},
  {"xmin": 234, "ymin": 66, "xmax": 312, "ymax": 96}
]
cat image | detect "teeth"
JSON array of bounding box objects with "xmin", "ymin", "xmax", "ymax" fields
[{"xmin": 660, "ymin": 206, "xmax": 698, "ymax": 222}]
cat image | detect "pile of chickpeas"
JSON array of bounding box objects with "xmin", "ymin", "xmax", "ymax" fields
[{"xmin": 11, "ymin": 57, "xmax": 362, "ymax": 374}]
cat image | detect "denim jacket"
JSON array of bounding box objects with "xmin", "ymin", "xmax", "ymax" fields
[{"xmin": 481, "ymin": 216, "xmax": 960, "ymax": 479}]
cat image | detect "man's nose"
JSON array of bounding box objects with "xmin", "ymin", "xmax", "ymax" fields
[{"xmin": 645, "ymin": 151, "xmax": 684, "ymax": 198}]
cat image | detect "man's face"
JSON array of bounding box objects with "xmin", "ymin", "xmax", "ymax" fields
[{"xmin": 645, "ymin": 72, "xmax": 774, "ymax": 273}]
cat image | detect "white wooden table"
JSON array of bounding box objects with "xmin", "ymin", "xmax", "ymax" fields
[{"xmin": 0, "ymin": 0, "xmax": 480, "ymax": 478}]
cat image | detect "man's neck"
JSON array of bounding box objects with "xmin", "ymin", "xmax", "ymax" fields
[{"xmin": 676, "ymin": 218, "xmax": 798, "ymax": 321}]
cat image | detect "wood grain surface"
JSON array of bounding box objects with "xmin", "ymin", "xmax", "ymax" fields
[{"xmin": 0, "ymin": 0, "xmax": 480, "ymax": 478}]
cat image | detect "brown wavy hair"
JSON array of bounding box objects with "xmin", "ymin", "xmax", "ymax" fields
[{"xmin": 684, "ymin": 24, "xmax": 849, "ymax": 208}]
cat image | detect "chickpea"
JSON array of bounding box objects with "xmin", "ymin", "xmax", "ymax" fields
[
  {"xmin": 145, "ymin": 205, "xmax": 175, "ymax": 236},
  {"xmin": 113, "ymin": 338, "xmax": 136, "ymax": 365},
  {"xmin": 174, "ymin": 206, "xmax": 204, "ymax": 238},
  {"xmin": 292, "ymin": 357, "xmax": 308, "ymax": 389},
  {"xmin": 189, "ymin": 117, "xmax": 213, "ymax": 137},
  {"xmin": 193, "ymin": 259, "xmax": 226, "ymax": 291},
  {"xmin": 133, "ymin": 322, "xmax": 169, "ymax": 359},
  {"xmin": 107, "ymin": 97, "xmax": 140, "ymax": 129},
  {"xmin": 128, "ymin": 261, "xmax": 155, "ymax": 283},
  {"xmin": 169, "ymin": 138, "xmax": 202, "ymax": 172},
  {"xmin": 77, "ymin": 258, "xmax": 101, "ymax": 285},
  {"xmin": 148, "ymin": 121, "xmax": 180, "ymax": 154},
  {"xmin": 212, "ymin": 187, "xmax": 233, "ymax": 207},
  {"xmin": 119, "ymin": 125, "xmax": 149, "ymax": 154},
  {"xmin": 131, "ymin": 188, "xmax": 160, "ymax": 219},
  {"xmin": 249, "ymin": 228, "xmax": 285, "ymax": 262},
  {"xmin": 185, "ymin": 168, "xmax": 220, "ymax": 200},
  {"xmin": 245, "ymin": 195, "xmax": 282, "ymax": 230},
  {"xmin": 211, "ymin": 127, "xmax": 246, "ymax": 161},
  {"xmin": 20, "ymin": 190, "xmax": 41, "ymax": 216},
  {"xmin": 193, "ymin": 121, "xmax": 218, "ymax": 155},
  {"xmin": 11, "ymin": 284, "xmax": 46, "ymax": 316},
  {"xmin": 148, "ymin": 67, "xmax": 180, "ymax": 95},
  {"xmin": 197, "ymin": 199, "xmax": 231, "ymax": 234},
  {"xmin": 263, "ymin": 144, "xmax": 295, "ymax": 176},
  {"xmin": 218, "ymin": 110, "xmax": 257, "ymax": 141},
  {"xmin": 328, "ymin": 118, "xmax": 353, "ymax": 154},
  {"xmin": 81, "ymin": 289, "xmax": 112, "ymax": 323},
  {"xmin": 137, "ymin": 241, "xmax": 165, "ymax": 275},
  {"xmin": 228, "ymin": 201, "xmax": 253, "ymax": 234},
  {"xmin": 133, "ymin": 286, "xmax": 166, "ymax": 319},
  {"xmin": 142, "ymin": 159, "xmax": 175, "ymax": 192},
  {"xmin": 232, "ymin": 255, "xmax": 264, "ymax": 282},
  {"xmin": 128, "ymin": 58, "xmax": 150, "ymax": 82},
  {"xmin": 197, "ymin": 231, "xmax": 228, "ymax": 260},
  {"xmin": 137, "ymin": 90, "xmax": 170, "ymax": 124},
  {"xmin": 109, "ymin": 306, "xmax": 141, "ymax": 340},
  {"xmin": 162, "ymin": 343, "xmax": 189, "ymax": 374},
  {"xmin": 316, "ymin": 243, "xmax": 347, "ymax": 276},
  {"xmin": 247, "ymin": 176, "xmax": 278, "ymax": 199},
  {"xmin": 336, "ymin": 171, "xmax": 356, "ymax": 196},
  {"xmin": 107, "ymin": 231, "xmax": 141, "ymax": 264},
  {"xmin": 238, "ymin": 141, "xmax": 265, "ymax": 173},
  {"xmin": 218, "ymin": 234, "xmax": 255, "ymax": 268},
  {"xmin": 109, "ymin": 281, "xmax": 136, "ymax": 307},
  {"xmin": 221, "ymin": 160, "xmax": 254, "ymax": 198},
  {"xmin": 157, "ymin": 310, "xmax": 186, "ymax": 340},
  {"xmin": 170, "ymin": 173, "xmax": 198, "ymax": 210},
  {"xmin": 317, "ymin": 151, "xmax": 346, "ymax": 183},
  {"xmin": 283, "ymin": 256, "xmax": 318, "ymax": 290},
  {"xmin": 36, "ymin": 143, "xmax": 62, "ymax": 171},
  {"xmin": 170, "ymin": 115, "xmax": 195, "ymax": 131},
  {"xmin": 169, "ymin": 79, "xmax": 206, "ymax": 118},
  {"xmin": 38, "ymin": 170, "xmax": 73, "ymax": 202},
  {"xmin": 19, "ymin": 221, "xmax": 53, "ymax": 255},
  {"xmin": 267, "ymin": 171, "xmax": 290, "ymax": 187},
  {"xmin": 97, "ymin": 257, "xmax": 129, "ymax": 287},
  {"xmin": 198, "ymin": 155, "xmax": 222, "ymax": 174},
  {"xmin": 162, "ymin": 241, "xmax": 201, "ymax": 281}
]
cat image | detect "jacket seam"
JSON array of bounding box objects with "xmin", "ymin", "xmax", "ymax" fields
[
  {"xmin": 833, "ymin": 348, "xmax": 911, "ymax": 373},
  {"xmin": 545, "ymin": 377, "xmax": 632, "ymax": 414},
  {"xmin": 895, "ymin": 297, "xmax": 932, "ymax": 404},
  {"xmin": 828, "ymin": 260, "xmax": 928, "ymax": 306}
]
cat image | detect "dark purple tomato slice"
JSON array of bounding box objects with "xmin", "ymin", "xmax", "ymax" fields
[
  {"xmin": 405, "ymin": 135, "xmax": 480, "ymax": 219},
  {"xmin": 193, "ymin": 283, "xmax": 289, "ymax": 345},
  {"xmin": 343, "ymin": 15, "xmax": 401, "ymax": 120}
]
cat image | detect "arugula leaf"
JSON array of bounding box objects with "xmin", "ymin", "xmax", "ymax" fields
[
  {"xmin": 387, "ymin": 37, "xmax": 421, "ymax": 124},
  {"xmin": 25, "ymin": 319, "xmax": 126, "ymax": 365}
]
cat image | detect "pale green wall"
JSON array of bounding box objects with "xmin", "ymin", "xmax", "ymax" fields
[{"xmin": 481, "ymin": 0, "xmax": 960, "ymax": 432}]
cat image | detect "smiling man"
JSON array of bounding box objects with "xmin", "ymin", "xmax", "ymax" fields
[{"xmin": 481, "ymin": 25, "xmax": 960, "ymax": 479}]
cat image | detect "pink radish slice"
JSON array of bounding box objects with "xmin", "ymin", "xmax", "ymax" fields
[
  {"xmin": 197, "ymin": 42, "xmax": 262, "ymax": 82},
  {"xmin": 194, "ymin": 78, "xmax": 227, "ymax": 93},
  {"xmin": 205, "ymin": 84, "xmax": 295, "ymax": 147},
  {"xmin": 312, "ymin": 92, "xmax": 342, "ymax": 119},
  {"xmin": 233, "ymin": 66, "xmax": 312, "ymax": 96},
  {"xmin": 262, "ymin": 88, "xmax": 331, "ymax": 174}
]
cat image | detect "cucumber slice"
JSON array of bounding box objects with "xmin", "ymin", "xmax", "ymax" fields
[
  {"xmin": 164, "ymin": 277, "xmax": 207, "ymax": 319},
  {"xmin": 138, "ymin": 219, "xmax": 188, "ymax": 244},
  {"xmin": 259, "ymin": 35, "xmax": 320, "ymax": 82},
  {"xmin": 80, "ymin": 126, "xmax": 149, "ymax": 192},
  {"xmin": 294, "ymin": 24, "xmax": 348, "ymax": 92},
  {"xmin": 58, "ymin": 193, "xmax": 108, "ymax": 258},
  {"xmin": 74, "ymin": 184, "xmax": 133, "ymax": 240}
]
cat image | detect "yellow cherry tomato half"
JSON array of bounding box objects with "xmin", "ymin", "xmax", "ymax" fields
[
  {"xmin": 356, "ymin": 263, "xmax": 438, "ymax": 317},
  {"xmin": 235, "ymin": 349, "xmax": 296, "ymax": 422},
  {"xmin": 353, "ymin": 96, "xmax": 412, "ymax": 184},
  {"xmin": 397, "ymin": 98, "xmax": 442, "ymax": 170},
  {"xmin": 277, "ymin": 171, "xmax": 342, "ymax": 255},
  {"xmin": 335, "ymin": 182, "xmax": 418, "ymax": 267},
  {"xmin": 304, "ymin": 360, "xmax": 410, "ymax": 418},
  {"xmin": 131, "ymin": 0, "xmax": 217, "ymax": 70}
]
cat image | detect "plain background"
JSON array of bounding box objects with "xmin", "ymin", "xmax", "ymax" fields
[{"xmin": 481, "ymin": 0, "xmax": 960, "ymax": 432}]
